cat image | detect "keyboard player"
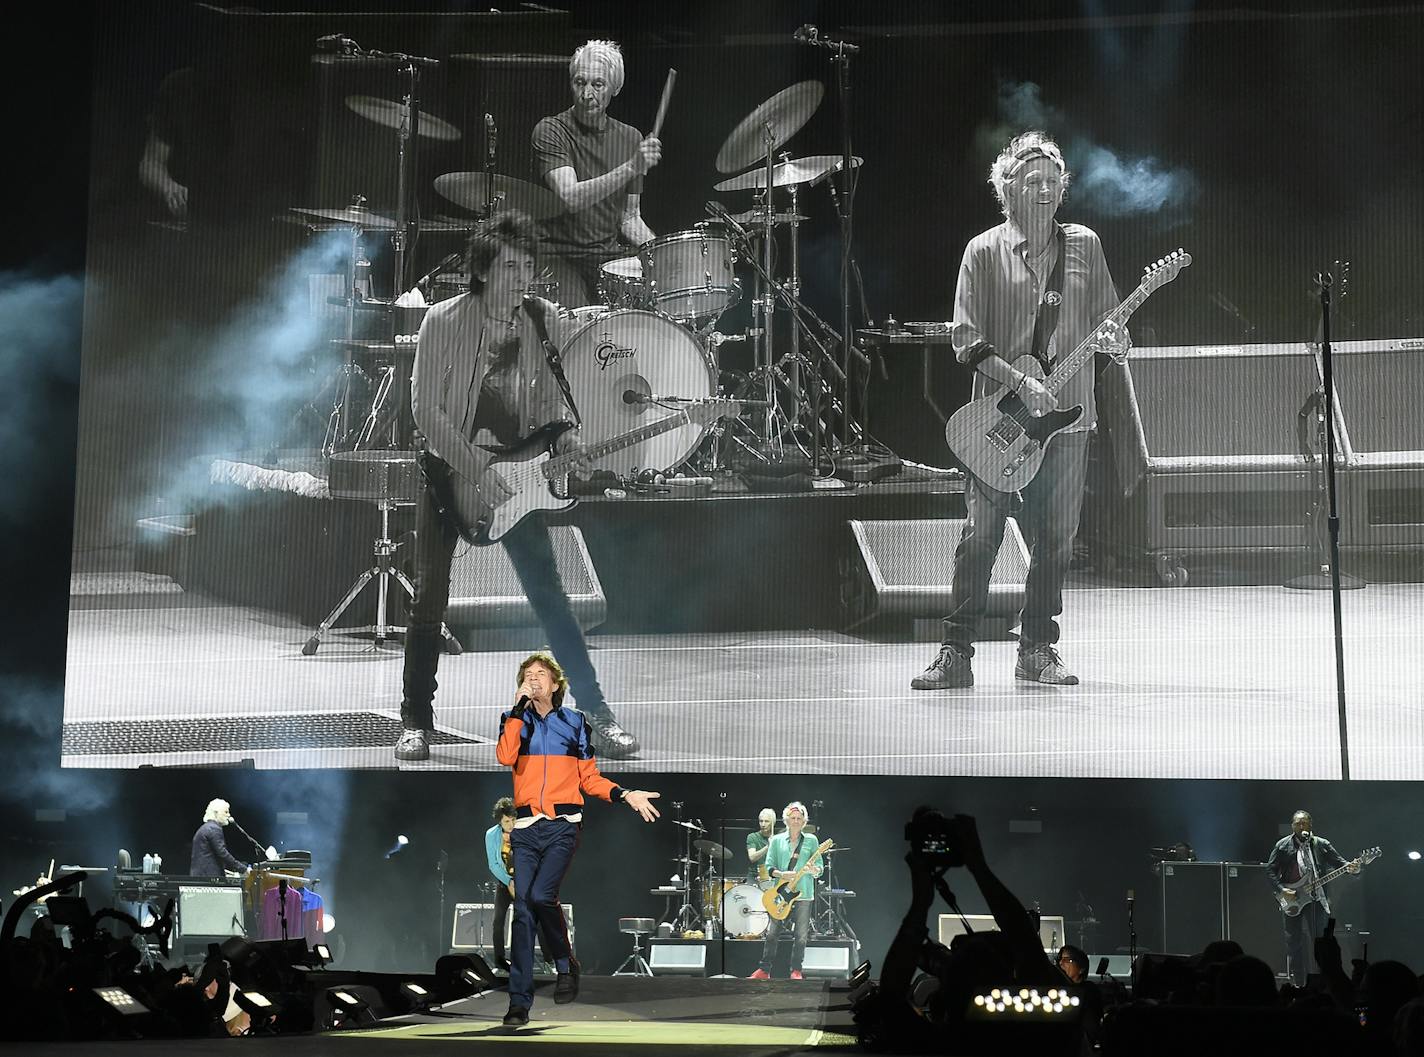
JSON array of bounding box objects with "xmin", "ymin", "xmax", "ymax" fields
[{"xmin": 190, "ymin": 798, "xmax": 249, "ymax": 877}]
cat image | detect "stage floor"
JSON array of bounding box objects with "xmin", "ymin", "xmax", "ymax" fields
[{"xmin": 61, "ymin": 577, "xmax": 1424, "ymax": 779}]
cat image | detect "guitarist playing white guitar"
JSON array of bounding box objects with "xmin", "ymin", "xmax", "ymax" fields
[
  {"xmin": 1265, "ymin": 810, "xmax": 1366, "ymax": 987},
  {"xmin": 912, "ymin": 131, "xmax": 1134, "ymax": 694},
  {"xmin": 394, "ymin": 209, "xmax": 639, "ymax": 765}
]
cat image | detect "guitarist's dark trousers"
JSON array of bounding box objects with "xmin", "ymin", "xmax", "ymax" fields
[
  {"xmin": 1283, "ymin": 898, "xmax": 1328, "ymax": 987},
  {"xmin": 400, "ymin": 462, "xmax": 610, "ymax": 730},
  {"xmin": 758, "ymin": 901, "xmax": 811, "ymax": 975},
  {"xmin": 942, "ymin": 431, "xmax": 1090, "ymax": 655}
]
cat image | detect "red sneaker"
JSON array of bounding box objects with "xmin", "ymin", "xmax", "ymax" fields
[
  {"xmin": 790, "ymin": 970, "xmax": 804, "ymax": 980},
  {"xmin": 748, "ymin": 968, "xmax": 770, "ymax": 980}
]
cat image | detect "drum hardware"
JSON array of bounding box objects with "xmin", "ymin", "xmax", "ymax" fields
[
  {"xmin": 612, "ymin": 917, "xmax": 656, "ymax": 977},
  {"xmin": 302, "ymin": 452, "xmax": 461, "ymax": 656},
  {"xmin": 667, "ymin": 805, "xmax": 706, "ymax": 935}
]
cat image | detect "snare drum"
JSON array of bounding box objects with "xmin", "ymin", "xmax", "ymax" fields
[
  {"xmin": 598, "ymin": 256, "xmax": 651, "ymax": 310},
  {"xmin": 561, "ymin": 309, "xmax": 717, "ymax": 476},
  {"xmin": 640, "ymin": 223, "xmax": 740, "ymax": 326},
  {"xmin": 720, "ymin": 883, "xmax": 770, "ymax": 938}
]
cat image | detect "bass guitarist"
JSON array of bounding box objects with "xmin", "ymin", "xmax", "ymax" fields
[
  {"xmin": 749, "ymin": 801, "xmax": 823, "ymax": 981},
  {"xmin": 1266, "ymin": 810, "xmax": 1360, "ymax": 987},
  {"xmin": 395, "ymin": 209, "xmax": 639, "ymax": 762},
  {"xmin": 912, "ymin": 131, "xmax": 1129, "ymax": 692}
]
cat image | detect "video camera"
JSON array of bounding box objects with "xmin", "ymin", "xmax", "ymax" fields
[{"xmin": 905, "ymin": 807, "xmax": 971, "ymax": 868}]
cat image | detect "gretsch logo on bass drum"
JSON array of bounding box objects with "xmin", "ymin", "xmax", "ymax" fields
[{"xmin": 595, "ymin": 337, "xmax": 637, "ymax": 371}]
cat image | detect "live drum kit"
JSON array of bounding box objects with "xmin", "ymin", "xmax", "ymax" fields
[{"xmin": 283, "ymin": 58, "xmax": 868, "ymax": 484}]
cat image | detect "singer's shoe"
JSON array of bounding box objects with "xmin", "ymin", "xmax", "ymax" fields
[
  {"xmin": 1015, "ymin": 643, "xmax": 1079, "ymax": 686},
  {"xmin": 502, "ymin": 1004, "xmax": 530, "ymax": 1027},
  {"xmin": 586, "ymin": 711, "xmax": 640, "ymax": 759},
  {"xmin": 394, "ymin": 727, "xmax": 431, "ymax": 761},
  {"xmin": 554, "ymin": 960, "xmax": 580, "ymax": 1004}
]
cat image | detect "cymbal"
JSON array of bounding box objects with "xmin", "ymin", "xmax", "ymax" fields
[
  {"xmin": 288, "ymin": 207, "xmax": 475, "ymax": 233},
  {"xmin": 290, "ymin": 205, "xmax": 397, "ymax": 229},
  {"xmin": 715, "ymin": 80, "xmax": 825, "ymax": 174},
  {"xmin": 726, "ymin": 208, "xmax": 808, "ymax": 227},
  {"xmin": 345, "ymin": 95, "xmax": 462, "ymax": 142},
  {"xmin": 714, "ymin": 154, "xmax": 863, "ymax": 194},
  {"xmin": 694, "ymin": 839, "xmax": 734, "ymax": 862},
  {"xmin": 433, "ymin": 171, "xmax": 563, "ymax": 221}
]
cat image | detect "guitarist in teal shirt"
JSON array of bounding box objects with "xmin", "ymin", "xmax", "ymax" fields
[{"xmin": 749, "ymin": 802, "xmax": 823, "ymax": 980}]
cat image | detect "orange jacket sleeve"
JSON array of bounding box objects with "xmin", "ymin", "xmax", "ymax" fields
[
  {"xmin": 496, "ymin": 714, "xmax": 524, "ymax": 766},
  {"xmin": 576, "ymin": 755, "xmax": 618, "ymax": 802}
]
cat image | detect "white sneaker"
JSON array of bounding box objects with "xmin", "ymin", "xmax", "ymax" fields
[{"xmin": 394, "ymin": 727, "xmax": 430, "ymax": 761}]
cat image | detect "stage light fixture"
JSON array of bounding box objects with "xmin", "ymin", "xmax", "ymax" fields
[
  {"xmin": 849, "ymin": 959, "xmax": 871, "ymax": 988},
  {"xmin": 323, "ymin": 912, "xmax": 337, "ymax": 932},
  {"xmin": 326, "ymin": 988, "xmax": 370, "ymax": 1020},
  {"xmin": 93, "ymin": 986, "xmax": 149, "ymax": 1015},
  {"xmin": 313, "ymin": 943, "xmax": 332, "ymax": 963},
  {"xmin": 1408, "ymin": 851, "xmax": 1421, "ymax": 861},
  {"xmin": 235, "ymin": 990, "xmax": 274, "ymax": 1014},
  {"xmin": 400, "ymin": 981, "xmax": 431, "ymax": 1009}
]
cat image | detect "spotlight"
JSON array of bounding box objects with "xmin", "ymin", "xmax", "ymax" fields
[
  {"xmin": 400, "ymin": 981, "xmax": 432, "ymax": 1010},
  {"xmin": 93, "ymin": 986, "xmax": 149, "ymax": 1016},
  {"xmin": 323, "ymin": 913, "xmax": 337, "ymax": 932},
  {"xmin": 235, "ymin": 990, "xmax": 275, "ymax": 1014},
  {"xmin": 325, "ymin": 987, "xmax": 372, "ymax": 1028},
  {"xmin": 313, "ymin": 943, "xmax": 333, "ymax": 963},
  {"xmin": 848, "ymin": 960, "xmax": 872, "ymax": 989},
  {"xmin": 1408, "ymin": 851, "xmax": 1421, "ymax": 861},
  {"xmin": 384, "ymin": 834, "xmax": 410, "ymax": 859}
]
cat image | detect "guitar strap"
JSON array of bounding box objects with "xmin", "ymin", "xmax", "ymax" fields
[
  {"xmin": 1027, "ymin": 224, "xmax": 1068, "ymax": 372},
  {"xmin": 524, "ymin": 297, "xmax": 583, "ymax": 429},
  {"xmin": 789, "ymin": 833, "xmax": 805, "ymax": 877}
]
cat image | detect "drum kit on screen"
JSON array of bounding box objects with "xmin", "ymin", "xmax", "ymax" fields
[{"xmin": 286, "ymin": 61, "xmax": 866, "ymax": 482}]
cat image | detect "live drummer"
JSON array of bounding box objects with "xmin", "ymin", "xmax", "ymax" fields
[{"xmin": 532, "ymin": 39, "xmax": 662, "ymax": 307}]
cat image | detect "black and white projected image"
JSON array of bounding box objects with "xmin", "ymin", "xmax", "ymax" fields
[{"xmin": 61, "ymin": 4, "xmax": 1424, "ymax": 777}]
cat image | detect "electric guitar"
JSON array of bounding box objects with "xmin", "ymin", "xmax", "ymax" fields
[
  {"xmin": 425, "ymin": 398, "xmax": 738, "ymax": 545},
  {"xmin": 762, "ymin": 838, "xmax": 834, "ymax": 920},
  {"xmin": 944, "ymin": 249, "xmax": 1191, "ymax": 491},
  {"xmin": 1275, "ymin": 846, "xmax": 1379, "ymax": 916}
]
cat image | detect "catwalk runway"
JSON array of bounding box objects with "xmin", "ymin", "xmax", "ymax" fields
[{"xmin": 62, "ymin": 576, "xmax": 1424, "ymax": 779}]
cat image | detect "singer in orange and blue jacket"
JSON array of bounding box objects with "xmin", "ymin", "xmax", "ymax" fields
[{"xmin": 494, "ymin": 651, "xmax": 661, "ymax": 1027}]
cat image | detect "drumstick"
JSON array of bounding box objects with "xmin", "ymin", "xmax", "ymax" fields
[{"xmin": 650, "ymin": 68, "xmax": 677, "ymax": 140}]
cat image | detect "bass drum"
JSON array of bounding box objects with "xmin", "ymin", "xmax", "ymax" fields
[
  {"xmin": 562, "ymin": 309, "xmax": 717, "ymax": 476},
  {"xmin": 720, "ymin": 883, "xmax": 769, "ymax": 938}
]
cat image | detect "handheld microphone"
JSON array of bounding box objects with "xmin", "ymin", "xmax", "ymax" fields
[{"xmin": 516, "ymin": 695, "xmax": 530, "ymax": 708}]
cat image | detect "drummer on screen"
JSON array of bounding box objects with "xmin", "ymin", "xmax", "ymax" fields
[{"xmin": 531, "ymin": 39, "xmax": 662, "ymax": 307}]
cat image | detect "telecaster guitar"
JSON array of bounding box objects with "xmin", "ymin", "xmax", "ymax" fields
[
  {"xmin": 762, "ymin": 838, "xmax": 834, "ymax": 921},
  {"xmin": 945, "ymin": 249, "xmax": 1191, "ymax": 491},
  {"xmin": 426, "ymin": 399, "xmax": 738, "ymax": 545},
  {"xmin": 1276, "ymin": 846, "xmax": 1379, "ymax": 916}
]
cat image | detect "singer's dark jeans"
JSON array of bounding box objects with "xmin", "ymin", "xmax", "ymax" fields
[
  {"xmin": 941, "ymin": 431, "xmax": 1089, "ymax": 655},
  {"xmin": 491, "ymin": 881, "xmax": 557, "ymax": 967},
  {"xmin": 508, "ymin": 818, "xmax": 579, "ymax": 1009},
  {"xmin": 399, "ymin": 466, "xmax": 610, "ymax": 730}
]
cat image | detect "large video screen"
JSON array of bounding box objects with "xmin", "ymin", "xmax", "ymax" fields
[{"xmin": 63, "ymin": 3, "xmax": 1424, "ymax": 777}]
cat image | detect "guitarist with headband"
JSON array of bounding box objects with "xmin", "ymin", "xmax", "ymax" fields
[
  {"xmin": 395, "ymin": 209, "xmax": 639, "ymax": 763},
  {"xmin": 749, "ymin": 802, "xmax": 824, "ymax": 981},
  {"xmin": 913, "ymin": 131, "xmax": 1129, "ymax": 692},
  {"xmin": 1266, "ymin": 810, "xmax": 1361, "ymax": 987}
]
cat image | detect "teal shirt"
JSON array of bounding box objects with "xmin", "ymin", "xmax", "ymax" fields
[{"xmin": 766, "ymin": 831, "xmax": 823, "ymax": 900}]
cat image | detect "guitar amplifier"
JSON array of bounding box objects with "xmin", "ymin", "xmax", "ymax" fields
[
  {"xmin": 450, "ymin": 901, "xmax": 574, "ymax": 953},
  {"xmin": 178, "ymin": 885, "xmax": 246, "ymax": 938},
  {"xmin": 937, "ymin": 913, "xmax": 1067, "ymax": 952}
]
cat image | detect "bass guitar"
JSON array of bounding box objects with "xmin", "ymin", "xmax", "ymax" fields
[
  {"xmin": 762, "ymin": 838, "xmax": 834, "ymax": 920},
  {"xmin": 426, "ymin": 398, "xmax": 738, "ymax": 545},
  {"xmin": 944, "ymin": 249, "xmax": 1191, "ymax": 491},
  {"xmin": 1276, "ymin": 846, "xmax": 1379, "ymax": 916}
]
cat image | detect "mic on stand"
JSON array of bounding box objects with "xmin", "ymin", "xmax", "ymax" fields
[
  {"xmin": 793, "ymin": 23, "xmax": 861, "ymax": 53},
  {"xmin": 485, "ymin": 113, "xmax": 498, "ymax": 168},
  {"xmin": 704, "ymin": 201, "xmax": 751, "ymax": 244}
]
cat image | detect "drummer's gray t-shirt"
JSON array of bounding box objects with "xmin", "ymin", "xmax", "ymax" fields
[{"xmin": 532, "ymin": 107, "xmax": 644, "ymax": 261}]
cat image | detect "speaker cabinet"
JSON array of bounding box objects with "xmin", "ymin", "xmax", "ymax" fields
[
  {"xmin": 442, "ymin": 525, "xmax": 606, "ymax": 636},
  {"xmin": 1223, "ymin": 862, "xmax": 1285, "ymax": 975},
  {"xmin": 648, "ymin": 941, "xmax": 708, "ymax": 976},
  {"xmin": 1098, "ymin": 345, "xmax": 1334, "ymax": 570},
  {"xmin": 1159, "ymin": 861, "xmax": 1225, "ymax": 956},
  {"xmin": 844, "ymin": 518, "xmax": 1030, "ymax": 634},
  {"xmin": 937, "ymin": 913, "xmax": 1067, "ymax": 952}
]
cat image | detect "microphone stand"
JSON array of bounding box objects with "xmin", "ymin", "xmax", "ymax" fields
[
  {"xmin": 1283, "ymin": 267, "xmax": 1359, "ymax": 782},
  {"xmin": 230, "ymin": 820, "xmax": 272, "ymax": 863},
  {"xmin": 1127, "ymin": 889, "xmax": 1137, "ymax": 996},
  {"xmin": 832, "ymin": 36, "xmax": 858, "ymax": 449}
]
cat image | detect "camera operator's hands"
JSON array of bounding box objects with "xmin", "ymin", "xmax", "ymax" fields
[
  {"xmin": 951, "ymin": 813, "xmax": 987, "ymax": 872},
  {"xmin": 1314, "ymin": 931, "xmax": 1344, "ymax": 976}
]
